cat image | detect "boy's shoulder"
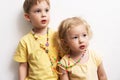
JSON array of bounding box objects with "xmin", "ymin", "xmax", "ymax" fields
[
  {"xmin": 19, "ymin": 31, "xmax": 33, "ymax": 42},
  {"xmin": 49, "ymin": 28, "xmax": 57, "ymax": 34}
]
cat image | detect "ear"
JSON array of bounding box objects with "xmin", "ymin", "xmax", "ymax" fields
[
  {"xmin": 61, "ymin": 39, "xmax": 68, "ymax": 46},
  {"xmin": 24, "ymin": 13, "xmax": 31, "ymax": 22}
]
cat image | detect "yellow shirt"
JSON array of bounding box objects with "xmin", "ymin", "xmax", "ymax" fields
[
  {"xmin": 14, "ymin": 29, "xmax": 59, "ymax": 80},
  {"xmin": 59, "ymin": 49, "xmax": 102, "ymax": 80}
]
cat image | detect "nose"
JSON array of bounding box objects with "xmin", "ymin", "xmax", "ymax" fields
[
  {"xmin": 41, "ymin": 11, "xmax": 46, "ymax": 17},
  {"xmin": 79, "ymin": 37, "xmax": 84, "ymax": 44}
]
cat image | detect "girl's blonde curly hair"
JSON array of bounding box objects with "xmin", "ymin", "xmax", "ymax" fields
[{"xmin": 57, "ymin": 17, "xmax": 92, "ymax": 54}]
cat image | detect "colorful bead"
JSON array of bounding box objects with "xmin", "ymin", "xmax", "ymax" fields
[{"xmin": 45, "ymin": 42, "xmax": 49, "ymax": 47}]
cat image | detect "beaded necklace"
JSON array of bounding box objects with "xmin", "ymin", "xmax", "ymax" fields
[
  {"xmin": 38, "ymin": 28, "xmax": 59, "ymax": 72},
  {"xmin": 58, "ymin": 53, "xmax": 84, "ymax": 72},
  {"xmin": 33, "ymin": 27, "xmax": 57, "ymax": 65},
  {"xmin": 39, "ymin": 27, "xmax": 49, "ymax": 53}
]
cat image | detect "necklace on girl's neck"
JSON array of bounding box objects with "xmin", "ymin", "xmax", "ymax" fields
[{"xmin": 58, "ymin": 52, "xmax": 85, "ymax": 72}]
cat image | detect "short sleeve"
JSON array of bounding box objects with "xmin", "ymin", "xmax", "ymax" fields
[
  {"xmin": 60, "ymin": 58, "xmax": 67, "ymax": 66},
  {"xmin": 13, "ymin": 39, "xmax": 27, "ymax": 62},
  {"xmin": 94, "ymin": 52, "xmax": 102, "ymax": 67},
  {"xmin": 58, "ymin": 56, "xmax": 69, "ymax": 71}
]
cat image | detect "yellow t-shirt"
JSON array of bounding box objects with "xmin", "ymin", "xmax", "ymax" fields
[
  {"xmin": 14, "ymin": 29, "xmax": 59, "ymax": 80},
  {"xmin": 59, "ymin": 49, "xmax": 102, "ymax": 80}
]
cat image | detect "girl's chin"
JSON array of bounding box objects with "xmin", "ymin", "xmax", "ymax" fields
[{"xmin": 80, "ymin": 49, "xmax": 87, "ymax": 53}]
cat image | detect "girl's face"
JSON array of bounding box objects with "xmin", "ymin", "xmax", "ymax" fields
[
  {"xmin": 25, "ymin": 1, "xmax": 50, "ymax": 29},
  {"xmin": 65, "ymin": 25, "xmax": 89, "ymax": 55}
]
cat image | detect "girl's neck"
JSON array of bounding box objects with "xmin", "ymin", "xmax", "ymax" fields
[
  {"xmin": 69, "ymin": 50, "xmax": 88, "ymax": 63},
  {"xmin": 70, "ymin": 50, "xmax": 86, "ymax": 57},
  {"xmin": 33, "ymin": 27, "xmax": 48, "ymax": 35}
]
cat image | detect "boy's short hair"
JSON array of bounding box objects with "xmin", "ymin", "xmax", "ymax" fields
[{"xmin": 23, "ymin": 0, "xmax": 50, "ymax": 13}]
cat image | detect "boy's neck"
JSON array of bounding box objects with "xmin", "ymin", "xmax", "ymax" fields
[{"xmin": 33, "ymin": 27, "xmax": 48, "ymax": 35}]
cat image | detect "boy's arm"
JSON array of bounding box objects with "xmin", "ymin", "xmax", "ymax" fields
[
  {"xmin": 59, "ymin": 67, "xmax": 69, "ymax": 80},
  {"xmin": 19, "ymin": 62, "xmax": 28, "ymax": 80},
  {"xmin": 97, "ymin": 63, "xmax": 107, "ymax": 80}
]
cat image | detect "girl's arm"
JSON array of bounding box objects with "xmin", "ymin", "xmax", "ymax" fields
[
  {"xmin": 59, "ymin": 67, "xmax": 69, "ymax": 80},
  {"xmin": 97, "ymin": 63, "xmax": 107, "ymax": 80},
  {"xmin": 19, "ymin": 62, "xmax": 28, "ymax": 80}
]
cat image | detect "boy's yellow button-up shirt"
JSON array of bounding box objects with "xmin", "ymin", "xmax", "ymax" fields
[{"xmin": 14, "ymin": 29, "xmax": 59, "ymax": 80}]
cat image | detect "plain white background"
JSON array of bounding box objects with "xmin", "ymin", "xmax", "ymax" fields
[{"xmin": 0, "ymin": 0, "xmax": 120, "ymax": 80}]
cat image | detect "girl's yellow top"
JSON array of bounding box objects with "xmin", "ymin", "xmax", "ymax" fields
[{"xmin": 59, "ymin": 49, "xmax": 102, "ymax": 80}]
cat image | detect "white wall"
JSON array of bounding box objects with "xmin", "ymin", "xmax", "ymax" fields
[{"xmin": 0, "ymin": 0, "xmax": 120, "ymax": 80}]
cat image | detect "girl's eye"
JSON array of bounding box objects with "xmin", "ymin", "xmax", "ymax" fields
[
  {"xmin": 83, "ymin": 34, "xmax": 87, "ymax": 37},
  {"xmin": 73, "ymin": 36, "xmax": 78, "ymax": 39}
]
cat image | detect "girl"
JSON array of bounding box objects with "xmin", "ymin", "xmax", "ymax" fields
[{"xmin": 57, "ymin": 17, "xmax": 107, "ymax": 80}]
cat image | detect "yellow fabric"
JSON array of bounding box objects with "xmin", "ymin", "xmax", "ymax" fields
[
  {"xmin": 59, "ymin": 49, "xmax": 102, "ymax": 80},
  {"xmin": 14, "ymin": 29, "xmax": 59, "ymax": 80}
]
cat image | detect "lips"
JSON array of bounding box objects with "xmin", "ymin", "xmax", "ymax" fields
[
  {"xmin": 41, "ymin": 20, "xmax": 47, "ymax": 24},
  {"xmin": 79, "ymin": 45, "xmax": 85, "ymax": 49}
]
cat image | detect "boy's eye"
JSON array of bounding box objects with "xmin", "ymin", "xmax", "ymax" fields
[
  {"xmin": 45, "ymin": 9, "xmax": 49, "ymax": 12},
  {"xmin": 34, "ymin": 9, "xmax": 41, "ymax": 13}
]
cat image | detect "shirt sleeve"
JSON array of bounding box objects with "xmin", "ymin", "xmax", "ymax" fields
[
  {"xmin": 13, "ymin": 39, "xmax": 28, "ymax": 62},
  {"xmin": 58, "ymin": 55, "xmax": 69, "ymax": 71},
  {"xmin": 94, "ymin": 51, "xmax": 102, "ymax": 67}
]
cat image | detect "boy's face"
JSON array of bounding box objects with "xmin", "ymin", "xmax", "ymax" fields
[
  {"xmin": 65, "ymin": 25, "xmax": 89, "ymax": 54},
  {"xmin": 25, "ymin": 1, "xmax": 50, "ymax": 29}
]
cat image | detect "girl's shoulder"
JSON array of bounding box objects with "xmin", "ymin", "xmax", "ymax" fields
[
  {"xmin": 88, "ymin": 49, "xmax": 102, "ymax": 66},
  {"xmin": 88, "ymin": 49, "xmax": 102, "ymax": 58}
]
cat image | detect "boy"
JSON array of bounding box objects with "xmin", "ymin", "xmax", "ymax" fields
[{"xmin": 14, "ymin": 0, "xmax": 59, "ymax": 80}]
